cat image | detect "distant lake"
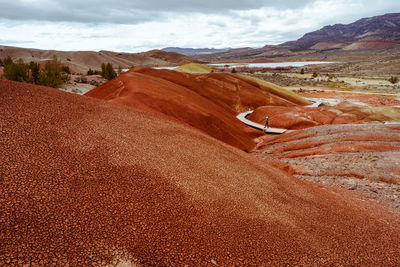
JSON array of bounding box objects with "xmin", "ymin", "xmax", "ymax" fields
[
  {"xmin": 209, "ymin": 61, "xmax": 337, "ymax": 68},
  {"xmin": 153, "ymin": 66, "xmax": 178, "ymax": 70},
  {"xmin": 125, "ymin": 61, "xmax": 338, "ymax": 72}
]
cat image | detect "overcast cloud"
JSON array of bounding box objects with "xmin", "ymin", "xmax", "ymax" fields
[{"xmin": 0, "ymin": 0, "xmax": 399, "ymax": 52}]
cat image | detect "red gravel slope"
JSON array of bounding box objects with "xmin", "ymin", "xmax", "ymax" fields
[
  {"xmin": 254, "ymin": 123, "xmax": 400, "ymax": 209},
  {"xmin": 85, "ymin": 68, "xmax": 307, "ymax": 151},
  {"xmin": 1, "ymin": 80, "xmax": 400, "ymax": 265}
]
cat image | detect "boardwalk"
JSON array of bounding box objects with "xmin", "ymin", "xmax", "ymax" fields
[
  {"xmin": 236, "ymin": 99, "xmax": 322, "ymax": 134},
  {"xmin": 236, "ymin": 111, "xmax": 287, "ymax": 134}
]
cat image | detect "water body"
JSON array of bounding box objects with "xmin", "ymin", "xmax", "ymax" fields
[
  {"xmin": 153, "ymin": 66, "xmax": 179, "ymax": 70},
  {"xmin": 209, "ymin": 61, "xmax": 337, "ymax": 68},
  {"xmin": 126, "ymin": 61, "xmax": 337, "ymax": 72}
]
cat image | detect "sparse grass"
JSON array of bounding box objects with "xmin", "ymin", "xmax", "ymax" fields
[
  {"xmin": 175, "ymin": 63, "xmax": 213, "ymax": 74},
  {"xmin": 237, "ymin": 74, "xmax": 312, "ymax": 106}
]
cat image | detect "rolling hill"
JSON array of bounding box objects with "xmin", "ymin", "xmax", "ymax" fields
[
  {"xmin": 85, "ymin": 68, "xmax": 311, "ymax": 151},
  {"xmin": 2, "ymin": 79, "xmax": 400, "ymax": 265},
  {"xmin": 0, "ymin": 46, "xmax": 201, "ymax": 73},
  {"xmin": 162, "ymin": 47, "xmax": 230, "ymax": 55}
]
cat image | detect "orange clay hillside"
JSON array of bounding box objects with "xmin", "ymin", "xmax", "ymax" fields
[
  {"xmin": 247, "ymin": 105, "xmax": 400, "ymax": 129},
  {"xmin": 85, "ymin": 67, "xmax": 311, "ymax": 151},
  {"xmin": 2, "ymin": 79, "xmax": 400, "ymax": 265}
]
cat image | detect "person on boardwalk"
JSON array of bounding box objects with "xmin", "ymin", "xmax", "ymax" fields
[{"xmin": 264, "ymin": 116, "xmax": 269, "ymax": 131}]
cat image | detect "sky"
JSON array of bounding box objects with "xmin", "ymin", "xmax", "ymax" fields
[{"xmin": 0, "ymin": 0, "xmax": 399, "ymax": 52}]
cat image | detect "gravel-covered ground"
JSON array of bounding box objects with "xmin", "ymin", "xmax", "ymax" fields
[
  {"xmin": 254, "ymin": 123, "xmax": 400, "ymax": 211},
  {"xmin": 2, "ymin": 80, "xmax": 400, "ymax": 265}
]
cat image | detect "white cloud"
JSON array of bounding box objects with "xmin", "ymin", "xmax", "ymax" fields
[{"xmin": 0, "ymin": 0, "xmax": 399, "ymax": 52}]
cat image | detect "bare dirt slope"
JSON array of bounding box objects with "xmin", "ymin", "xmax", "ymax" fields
[
  {"xmin": 0, "ymin": 46, "xmax": 200, "ymax": 73},
  {"xmin": 2, "ymin": 80, "xmax": 400, "ymax": 265},
  {"xmin": 86, "ymin": 68, "xmax": 309, "ymax": 151},
  {"xmin": 254, "ymin": 123, "xmax": 400, "ymax": 209}
]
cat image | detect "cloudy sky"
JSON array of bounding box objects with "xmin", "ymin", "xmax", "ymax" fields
[{"xmin": 0, "ymin": 0, "xmax": 399, "ymax": 52}]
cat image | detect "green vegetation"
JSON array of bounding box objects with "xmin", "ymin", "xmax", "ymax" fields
[
  {"xmin": 312, "ymin": 72, "xmax": 318, "ymax": 78},
  {"xmin": 101, "ymin": 63, "xmax": 117, "ymax": 80},
  {"xmin": 38, "ymin": 56, "xmax": 70, "ymax": 88},
  {"xmin": 300, "ymin": 68, "xmax": 305, "ymax": 74},
  {"xmin": 87, "ymin": 68, "xmax": 101, "ymax": 76},
  {"xmin": 231, "ymin": 68, "xmax": 237, "ymax": 74},
  {"xmin": 389, "ymin": 76, "xmax": 398, "ymax": 84},
  {"xmin": 1, "ymin": 56, "xmax": 69, "ymax": 88}
]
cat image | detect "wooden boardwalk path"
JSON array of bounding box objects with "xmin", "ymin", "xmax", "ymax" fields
[{"xmin": 236, "ymin": 99, "xmax": 323, "ymax": 134}]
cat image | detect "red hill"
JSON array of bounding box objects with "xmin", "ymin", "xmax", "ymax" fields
[
  {"xmin": 2, "ymin": 80, "xmax": 400, "ymax": 265},
  {"xmin": 86, "ymin": 68, "xmax": 309, "ymax": 151}
]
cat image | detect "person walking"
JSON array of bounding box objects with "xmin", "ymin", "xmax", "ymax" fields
[{"xmin": 264, "ymin": 116, "xmax": 269, "ymax": 131}]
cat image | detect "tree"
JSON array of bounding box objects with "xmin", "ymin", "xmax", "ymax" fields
[
  {"xmin": 101, "ymin": 62, "xmax": 117, "ymax": 80},
  {"xmin": 0, "ymin": 58, "xmax": 3, "ymax": 67},
  {"xmin": 312, "ymin": 72, "xmax": 318, "ymax": 78},
  {"xmin": 3, "ymin": 56, "xmax": 13, "ymax": 66},
  {"xmin": 389, "ymin": 76, "xmax": 398, "ymax": 84},
  {"xmin": 231, "ymin": 68, "xmax": 237, "ymax": 74},
  {"xmin": 101, "ymin": 63, "xmax": 106, "ymax": 77},
  {"xmin": 3, "ymin": 58, "xmax": 28, "ymax": 82},
  {"xmin": 28, "ymin": 62, "xmax": 40, "ymax": 84},
  {"xmin": 38, "ymin": 56, "xmax": 69, "ymax": 88},
  {"xmin": 87, "ymin": 68, "xmax": 94, "ymax": 75},
  {"xmin": 61, "ymin": 66, "xmax": 70, "ymax": 74},
  {"xmin": 300, "ymin": 68, "xmax": 305, "ymax": 75}
]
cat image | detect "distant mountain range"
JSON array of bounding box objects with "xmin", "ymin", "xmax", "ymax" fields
[
  {"xmin": 281, "ymin": 12, "xmax": 400, "ymax": 51},
  {"xmin": 195, "ymin": 13, "xmax": 400, "ymax": 61},
  {"xmin": 161, "ymin": 47, "xmax": 231, "ymax": 55}
]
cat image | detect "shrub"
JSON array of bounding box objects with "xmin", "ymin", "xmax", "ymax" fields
[
  {"xmin": 312, "ymin": 71, "xmax": 318, "ymax": 78},
  {"xmin": 3, "ymin": 58, "xmax": 28, "ymax": 82},
  {"xmin": 300, "ymin": 68, "xmax": 304, "ymax": 74},
  {"xmin": 231, "ymin": 68, "xmax": 237, "ymax": 74},
  {"xmin": 87, "ymin": 68, "xmax": 94, "ymax": 75}
]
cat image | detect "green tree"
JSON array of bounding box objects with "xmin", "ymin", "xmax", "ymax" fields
[
  {"xmin": 101, "ymin": 62, "xmax": 117, "ymax": 80},
  {"xmin": 38, "ymin": 56, "xmax": 69, "ymax": 88},
  {"xmin": 231, "ymin": 68, "xmax": 237, "ymax": 74},
  {"xmin": 28, "ymin": 61, "xmax": 40, "ymax": 84},
  {"xmin": 3, "ymin": 58, "xmax": 28, "ymax": 82},
  {"xmin": 300, "ymin": 68, "xmax": 305, "ymax": 74},
  {"xmin": 61, "ymin": 65, "xmax": 70, "ymax": 74},
  {"xmin": 312, "ymin": 72, "xmax": 318, "ymax": 78},
  {"xmin": 87, "ymin": 68, "xmax": 94, "ymax": 75},
  {"xmin": 389, "ymin": 76, "xmax": 398, "ymax": 84},
  {"xmin": 3, "ymin": 56, "xmax": 13, "ymax": 66}
]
